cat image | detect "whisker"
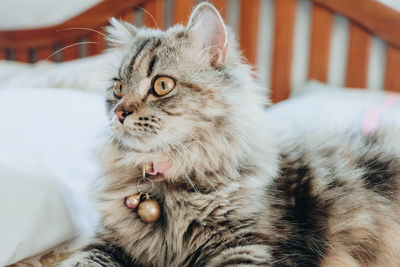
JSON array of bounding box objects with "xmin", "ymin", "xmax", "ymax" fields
[
  {"xmin": 158, "ymin": 129, "xmax": 216, "ymax": 189},
  {"xmin": 159, "ymin": 126, "xmax": 225, "ymax": 184},
  {"xmin": 179, "ymin": 132, "xmax": 227, "ymax": 181},
  {"xmin": 56, "ymin": 27, "xmax": 106, "ymax": 37},
  {"xmin": 172, "ymin": 144, "xmax": 217, "ymax": 189},
  {"xmin": 135, "ymin": 6, "xmax": 158, "ymax": 28},
  {"xmin": 157, "ymin": 132, "xmax": 198, "ymax": 192},
  {"xmin": 166, "ymin": 147, "xmax": 197, "ymax": 192},
  {"xmin": 46, "ymin": 41, "xmax": 98, "ymax": 61},
  {"xmin": 157, "ymin": 127, "xmax": 222, "ymax": 188}
]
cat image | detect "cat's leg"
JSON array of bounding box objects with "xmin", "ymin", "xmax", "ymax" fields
[
  {"xmin": 205, "ymin": 245, "xmax": 271, "ymax": 267},
  {"xmin": 60, "ymin": 239, "xmax": 134, "ymax": 267}
]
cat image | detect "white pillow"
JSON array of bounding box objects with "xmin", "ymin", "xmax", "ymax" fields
[
  {"xmin": 0, "ymin": 52, "xmax": 116, "ymax": 94},
  {"xmin": 268, "ymin": 81, "xmax": 400, "ymax": 134},
  {"xmin": 0, "ymin": 88, "xmax": 106, "ymax": 265}
]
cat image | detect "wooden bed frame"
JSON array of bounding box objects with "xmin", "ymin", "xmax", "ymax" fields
[{"xmin": 0, "ymin": 0, "xmax": 399, "ymax": 102}]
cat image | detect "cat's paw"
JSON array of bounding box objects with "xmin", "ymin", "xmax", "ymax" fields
[
  {"xmin": 59, "ymin": 252, "xmax": 102, "ymax": 267},
  {"xmin": 59, "ymin": 250, "xmax": 122, "ymax": 267}
]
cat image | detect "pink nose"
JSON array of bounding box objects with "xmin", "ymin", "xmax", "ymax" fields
[
  {"xmin": 115, "ymin": 111, "xmax": 124, "ymax": 120},
  {"xmin": 114, "ymin": 110, "xmax": 132, "ymax": 124}
]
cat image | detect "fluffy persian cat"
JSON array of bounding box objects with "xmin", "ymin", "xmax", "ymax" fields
[{"xmin": 63, "ymin": 2, "xmax": 400, "ymax": 266}]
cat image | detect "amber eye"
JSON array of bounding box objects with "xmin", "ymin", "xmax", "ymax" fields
[
  {"xmin": 113, "ymin": 80, "xmax": 125, "ymax": 98},
  {"xmin": 153, "ymin": 76, "xmax": 175, "ymax": 96}
]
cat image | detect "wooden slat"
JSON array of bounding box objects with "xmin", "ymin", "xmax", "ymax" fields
[
  {"xmin": 173, "ymin": 0, "xmax": 194, "ymax": 25},
  {"xmin": 88, "ymin": 32, "xmax": 107, "ymax": 56},
  {"xmin": 37, "ymin": 47, "xmax": 53, "ymax": 61},
  {"xmin": 0, "ymin": 0, "xmax": 149, "ymax": 49},
  {"xmin": 143, "ymin": 0, "xmax": 165, "ymax": 29},
  {"xmin": 384, "ymin": 45, "xmax": 400, "ymax": 92},
  {"xmin": 0, "ymin": 50, "xmax": 5, "ymax": 60},
  {"xmin": 311, "ymin": 0, "xmax": 400, "ymax": 50},
  {"xmin": 239, "ymin": 0, "xmax": 260, "ymax": 66},
  {"xmin": 345, "ymin": 23, "xmax": 372, "ymax": 88},
  {"xmin": 61, "ymin": 41, "xmax": 80, "ymax": 61},
  {"xmin": 121, "ymin": 9, "xmax": 135, "ymax": 23},
  {"xmin": 211, "ymin": 0, "xmax": 228, "ymax": 19},
  {"xmin": 271, "ymin": 0, "xmax": 297, "ymax": 103},
  {"xmin": 308, "ymin": 4, "xmax": 333, "ymax": 82},
  {"xmin": 14, "ymin": 50, "xmax": 30, "ymax": 62}
]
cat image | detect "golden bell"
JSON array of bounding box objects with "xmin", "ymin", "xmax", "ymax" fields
[
  {"xmin": 125, "ymin": 194, "xmax": 141, "ymax": 209},
  {"xmin": 138, "ymin": 199, "xmax": 161, "ymax": 223}
]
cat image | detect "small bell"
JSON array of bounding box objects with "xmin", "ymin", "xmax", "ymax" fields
[
  {"xmin": 125, "ymin": 193, "xmax": 141, "ymax": 209},
  {"xmin": 137, "ymin": 196, "xmax": 161, "ymax": 223},
  {"xmin": 124, "ymin": 165, "xmax": 162, "ymax": 223}
]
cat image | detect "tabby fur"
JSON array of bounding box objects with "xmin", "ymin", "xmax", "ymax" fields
[{"xmin": 62, "ymin": 2, "xmax": 400, "ymax": 266}]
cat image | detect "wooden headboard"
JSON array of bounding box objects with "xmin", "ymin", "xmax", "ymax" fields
[{"xmin": 1, "ymin": 0, "xmax": 399, "ymax": 102}]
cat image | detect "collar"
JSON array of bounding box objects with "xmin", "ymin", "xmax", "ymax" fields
[{"xmin": 145, "ymin": 161, "xmax": 171, "ymax": 175}]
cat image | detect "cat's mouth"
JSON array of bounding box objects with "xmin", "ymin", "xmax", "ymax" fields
[
  {"xmin": 113, "ymin": 127, "xmax": 170, "ymax": 153},
  {"xmin": 113, "ymin": 117, "xmax": 198, "ymax": 154},
  {"xmin": 114, "ymin": 117, "xmax": 161, "ymax": 137}
]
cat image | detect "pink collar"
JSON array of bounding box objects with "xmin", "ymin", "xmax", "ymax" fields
[{"xmin": 145, "ymin": 161, "xmax": 171, "ymax": 175}]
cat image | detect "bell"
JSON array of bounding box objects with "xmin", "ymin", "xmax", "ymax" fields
[
  {"xmin": 138, "ymin": 198, "xmax": 161, "ymax": 223},
  {"xmin": 125, "ymin": 194, "xmax": 142, "ymax": 209}
]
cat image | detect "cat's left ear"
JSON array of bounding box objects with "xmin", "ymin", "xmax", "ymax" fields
[
  {"xmin": 106, "ymin": 18, "xmax": 137, "ymax": 47},
  {"xmin": 187, "ymin": 3, "xmax": 228, "ymax": 66}
]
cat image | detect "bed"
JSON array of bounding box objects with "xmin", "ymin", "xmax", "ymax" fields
[
  {"xmin": 1, "ymin": 0, "xmax": 400, "ymax": 99},
  {"xmin": 1, "ymin": 0, "xmax": 400, "ymax": 266}
]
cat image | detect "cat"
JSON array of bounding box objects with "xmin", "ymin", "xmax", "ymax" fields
[{"xmin": 62, "ymin": 2, "xmax": 400, "ymax": 266}]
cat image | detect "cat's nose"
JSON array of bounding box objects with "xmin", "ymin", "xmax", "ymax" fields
[{"xmin": 115, "ymin": 110, "xmax": 133, "ymax": 124}]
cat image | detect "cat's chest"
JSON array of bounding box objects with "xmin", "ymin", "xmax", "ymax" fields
[
  {"xmin": 99, "ymin": 191, "xmax": 211, "ymax": 265},
  {"xmin": 102, "ymin": 187, "xmax": 258, "ymax": 266}
]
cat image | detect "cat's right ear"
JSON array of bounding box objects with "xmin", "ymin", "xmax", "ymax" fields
[
  {"xmin": 187, "ymin": 3, "xmax": 228, "ymax": 66},
  {"xmin": 106, "ymin": 18, "xmax": 137, "ymax": 47}
]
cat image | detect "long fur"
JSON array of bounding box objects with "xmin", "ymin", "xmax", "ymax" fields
[{"xmin": 62, "ymin": 3, "xmax": 400, "ymax": 266}]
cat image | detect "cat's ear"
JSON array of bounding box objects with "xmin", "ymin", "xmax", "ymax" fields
[
  {"xmin": 187, "ymin": 3, "xmax": 228, "ymax": 66},
  {"xmin": 106, "ymin": 18, "xmax": 137, "ymax": 47}
]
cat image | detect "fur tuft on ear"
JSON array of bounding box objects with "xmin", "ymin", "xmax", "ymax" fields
[
  {"xmin": 187, "ymin": 2, "xmax": 228, "ymax": 66},
  {"xmin": 106, "ymin": 18, "xmax": 137, "ymax": 47}
]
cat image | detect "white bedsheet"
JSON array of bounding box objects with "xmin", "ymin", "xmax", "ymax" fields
[{"xmin": 0, "ymin": 88, "xmax": 106, "ymax": 266}]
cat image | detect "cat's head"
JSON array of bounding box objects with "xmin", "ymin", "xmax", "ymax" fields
[{"xmin": 104, "ymin": 3, "xmax": 269, "ymax": 172}]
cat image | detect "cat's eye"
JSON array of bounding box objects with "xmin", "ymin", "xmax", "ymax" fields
[
  {"xmin": 153, "ymin": 76, "xmax": 175, "ymax": 96},
  {"xmin": 113, "ymin": 80, "xmax": 126, "ymax": 98}
]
